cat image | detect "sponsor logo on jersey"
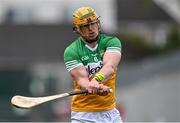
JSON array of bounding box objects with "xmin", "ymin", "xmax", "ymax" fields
[
  {"xmin": 86, "ymin": 61, "xmax": 103, "ymax": 75},
  {"xmin": 81, "ymin": 55, "xmax": 89, "ymax": 61}
]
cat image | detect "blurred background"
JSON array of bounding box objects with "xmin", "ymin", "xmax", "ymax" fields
[{"xmin": 0, "ymin": 0, "xmax": 179, "ymax": 122}]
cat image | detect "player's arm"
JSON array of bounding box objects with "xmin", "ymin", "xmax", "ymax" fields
[
  {"xmin": 93, "ymin": 37, "xmax": 121, "ymax": 82},
  {"xmin": 69, "ymin": 65, "xmax": 101, "ymax": 94},
  {"xmin": 64, "ymin": 47, "xmax": 101, "ymax": 94},
  {"xmin": 100, "ymin": 51, "xmax": 121, "ymax": 80},
  {"xmin": 91, "ymin": 52, "xmax": 121, "ymax": 83},
  {"xmin": 69, "ymin": 65, "xmax": 89, "ymax": 89},
  {"xmin": 90, "ymin": 51, "xmax": 120, "ymax": 95}
]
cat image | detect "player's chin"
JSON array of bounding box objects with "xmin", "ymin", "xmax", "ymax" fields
[
  {"xmin": 88, "ymin": 36, "xmax": 96, "ymax": 40},
  {"xmin": 89, "ymin": 33, "xmax": 98, "ymax": 39}
]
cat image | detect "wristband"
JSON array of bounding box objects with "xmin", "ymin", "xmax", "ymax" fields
[{"xmin": 94, "ymin": 72, "xmax": 105, "ymax": 82}]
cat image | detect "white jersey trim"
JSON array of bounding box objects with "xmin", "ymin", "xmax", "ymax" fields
[
  {"xmin": 107, "ymin": 47, "xmax": 121, "ymax": 52},
  {"xmin": 67, "ymin": 63, "xmax": 83, "ymax": 71},
  {"xmin": 85, "ymin": 44, "xmax": 98, "ymax": 51},
  {"xmin": 106, "ymin": 47, "xmax": 121, "ymax": 54},
  {"xmin": 106, "ymin": 50, "xmax": 121, "ymax": 55}
]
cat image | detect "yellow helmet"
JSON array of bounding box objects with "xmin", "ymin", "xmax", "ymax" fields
[{"xmin": 73, "ymin": 7, "xmax": 99, "ymax": 26}]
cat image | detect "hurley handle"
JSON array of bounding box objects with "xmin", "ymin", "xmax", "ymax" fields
[
  {"xmin": 68, "ymin": 89, "xmax": 88, "ymax": 96},
  {"xmin": 68, "ymin": 88, "xmax": 112, "ymax": 96}
]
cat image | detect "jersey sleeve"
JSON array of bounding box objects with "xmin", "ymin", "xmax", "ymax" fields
[
  {"xmin": 106, "ymin": 37, "xmax": 121, "ymax": 54},
  {"xmin": 64, "ymin": 47, "xmax": 83, "ymax": 71}
]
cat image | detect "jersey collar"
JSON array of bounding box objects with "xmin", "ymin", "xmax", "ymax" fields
[
  {"xmin": 85, "ymin": 44, "xmax": 98, "ymax": 51},
  {"xmin": 80, "ymin": 37, "xmax": 99, "ymax": 51}
]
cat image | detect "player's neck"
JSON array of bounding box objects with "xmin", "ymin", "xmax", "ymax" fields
[
  {"xmin": 80, "ymin": 37, "xmax": 98, "ymax": 48},
  {"xmin": 86, "ymin": 41, "xmax": 97, "ymax": 48}
]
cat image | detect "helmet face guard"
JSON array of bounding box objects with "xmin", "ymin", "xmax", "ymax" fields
[
  {"xmin": 73, "ymin": 7, "xmax": 100, "ymax": 33},
  {"xmin": 79, "ymin": 19, "xmax": 99, "ymax": 29}
]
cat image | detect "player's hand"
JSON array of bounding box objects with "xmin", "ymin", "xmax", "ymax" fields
[
  {"xmin": 97, "ymin": 84, "xmax": 111, "ymax": 96},
  {"xmin": 87, "ymin": 79, "xmax": 100, "ymax": 94}
]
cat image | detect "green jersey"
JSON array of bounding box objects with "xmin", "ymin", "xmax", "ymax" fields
[
  {"xmin": 64, "ymin": 34, "xmax": 121, "ymax": 76},
  {"xmin": 64, "ymin": 34, "xmax": 122, "ymax": 112}
]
